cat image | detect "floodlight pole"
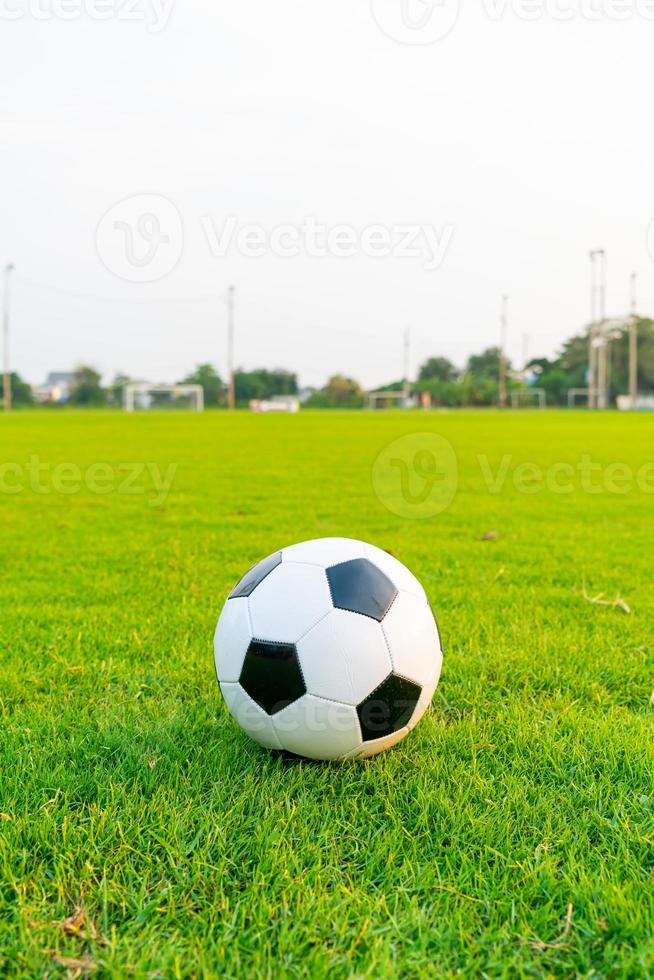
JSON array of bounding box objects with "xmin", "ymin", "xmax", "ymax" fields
[
  {"xmin": 499, "ymin": 294, "xmax": 508, "ymax": 408},
  {"xmin": 629, "ymin": 272, "xmax": 638, "ymax": 411},
  {"xmin": 2, "ymin": 263, "xmax": 14, "ymax": 412},
  {"xmin": 589, "ymin": 249, "xmax": 606, "ymax": 410},
  {"xmin": 597, "ymin": 251, "xmax": 607, "ymax": 409},
  {"xmin": 227, "ymin": 284, "xmax": 235, "ymax": 411},
  {"xmin": 403, "ymin": 326, "xmax": 411, "ymax": 398}
]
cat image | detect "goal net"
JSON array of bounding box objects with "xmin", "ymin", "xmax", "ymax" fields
[{"xmin": 124, "ymin": 383, "xmax": 204, "ymax": 412}]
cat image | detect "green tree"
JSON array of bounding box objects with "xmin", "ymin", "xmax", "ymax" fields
[
  {"xmin": 234, "ymin": 368, "xmax": 298, "ymax": 403},
  {"xmin": 374, "ymin": 379, "xmax": 405, "ymax": 392},
  {"xmin": 0, "ymin": 372, "xmax": 33, "ymax": 407},
  {"xmin": 181, "ymin": 364, "xmax": 225, "ymax": 407},
  {"xmin": 418, "ymin": 357, "xmax": 458, "ymax": 383},
  {"xmin": 307, "ymin": 375, "xmax": 364, "ymax": 408},
  {"xmin": 412, "ymin": 378, "xmax": 465, "ymax": 407},
  {"xmin": 466, "ymin": 347, "xmax": 506, "ymax": 382},
  {"xmin": 108, "ymin": 373, "xmax": 131, "ymax": 406},
  {"xmin": 69, "ymin": 365, "xmax": 105, "ymax": 406},
  {"xmin": 520, "ymin": 319, "xmax": 654, "ymax": 406}
]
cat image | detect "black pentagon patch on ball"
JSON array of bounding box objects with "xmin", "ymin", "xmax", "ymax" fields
[
  {"xmin": 239, "ymin": 639, "xmax": 306, "ymax": 716},
  {"xmin": 326, "ymin": 558, "xmax": 398, "ymax": 622},
  {"xmin": 229, "ymin": 552, "xmax": 282, "ymax": 599},
  {"xmin": 357, "ymin": 673, "xmax": 422, "ymax": 742}
]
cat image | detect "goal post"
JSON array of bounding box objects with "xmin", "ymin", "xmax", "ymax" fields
[
  {"xmin": 510, "ymin": 387, "xmax": 546, "ymax": 409},
  {"xmin": 124, "ymin": 383, "xmax": 204, "ymax": 413},
  {"xmin": 567, "ymin": 388, "xmax": 589, "ymax": 408},
  {"xmin": 367, "ymin": 390, "xmax": 411, "ymax": 410}
]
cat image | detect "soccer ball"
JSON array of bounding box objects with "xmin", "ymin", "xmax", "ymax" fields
[{"xmin": 214, "ymin": 538, "xmax": 443, "ymax": 761}]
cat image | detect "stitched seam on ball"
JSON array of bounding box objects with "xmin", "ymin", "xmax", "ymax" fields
[
  {"xmin": 380, "ymin": 621, "xmax": 396, "ymax": 673},
  {"xmin": 295, "ymin": 608, "xmax": 333, "ymax": 646}
]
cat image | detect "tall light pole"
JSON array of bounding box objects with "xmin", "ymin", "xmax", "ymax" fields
[
  {"xmin": 2, "ymin": 263, "xmax": 14, "ymax": 413},
  {"xmin": 589, "ymin": 249, "xmax": 606, "ymax": 410},
  {"xmin": 499, "ymin": 294, "xmax": 508, "ymax": 409},
  {"xmin": 597, "ymin": 251, "xmax": 607, "ymax": 409},
  {"xmin": 403, "ymin": 326, "xmax": 411, "ymax": 398},
  {"xmin": 227, "ymin": 285, "xmax": 235, "ymax": 411},
  {"xmin": 629, "ymin": 272, "xmax": 638, "ymax": 411}
]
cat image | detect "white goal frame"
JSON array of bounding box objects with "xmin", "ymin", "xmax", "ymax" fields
[
  {"xmin": 124, "ymin": 383, "xmax": 204, "ymax": 413},
  {"xmin": 367, "ymin": 390, "xmax": 410, "ymax": 410},
  {"xmin": 567, "ymin": 387, "xmax": 589, "ymax": 408},
  {"xmin": 511, "ymin": 387, "xmax": 546, "ymax": 409}
]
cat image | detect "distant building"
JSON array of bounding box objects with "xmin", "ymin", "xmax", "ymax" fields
[
  {"xmin": 617, "ymin": 395, "xmax": 654, "ymax": 411},
  {"xmin": 35, "ymin": 371, "xmax": 75, "ymax": 403},
  {"xmin": 250, "ymin": 395, "xmax": 300, "ymax": 413}
]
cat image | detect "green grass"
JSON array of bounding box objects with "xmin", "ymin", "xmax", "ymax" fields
[{"xmin": 1, "ymin": 409, "xmax": 653, "ymax": 978}]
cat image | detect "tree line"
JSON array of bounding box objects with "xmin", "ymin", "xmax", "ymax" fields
[{"xmin": 3, "ymin": 317, "xmax": 653, "ymax": 408}]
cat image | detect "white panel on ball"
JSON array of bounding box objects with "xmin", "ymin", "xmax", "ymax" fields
[
  {"xmin": 297, "ymin": 608, "xmax": 392, "ymax": 705},
  {"xmin": 220, "ymin": 683, "xmax": 282, "ymax": 750},
  {"xmin": 214, "ymin": 597, "xmax": 253, "ymax": 683},
  {"xmin": 282, "ymin": 537, "xmax": 366, "ymax": 568},
  {"xmin": 248, "ymin": 562, "xmax": 333, "ymax": 643},
  {"xmin": 407, "ymin": 663, "xmax": 442, "ymax": 732},
  {"xmin": 382, "ymin": 591, "xmax": 442, "ymax": 686},
  {"xmin": 344, "ymin": 727, "xmax": 410, "ymax": 760},
  {"xmin": 363, "ymin": 543, "xmax": 427, "ymax": 600},
  {"xmin": 272, "ymin": 695, "xmax": 362, "ymax": 760}
]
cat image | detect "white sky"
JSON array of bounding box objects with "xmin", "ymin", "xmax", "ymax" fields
[{"xmin": 1, "ymin": 0, "xmax": 653, "ymax": 389}]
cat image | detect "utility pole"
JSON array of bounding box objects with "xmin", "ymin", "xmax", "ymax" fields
[
  {"xmin": 227, "ymin": 285, "xmax": 235, "ymax": 411},
  {"xmin": 629, "ymin": 272, "xmax": 638, "ymax": 411},
  {"xmin": 403, "ymin": 326, "xmax": 411, "ymax": 398},
  {"xmin": 2, "ymin": 263, "xmax": 14, "ymax": 412},
  {"xmin": 597, "ymin": 251, "xmax": 607, "ymax": 409},
  {"xmin": 499, "ymin": 294, "xmax": 508, "ymax": 409},
  {"xmin": 589, "ymin": 250, "xmax": 606, "ymax": 410}
]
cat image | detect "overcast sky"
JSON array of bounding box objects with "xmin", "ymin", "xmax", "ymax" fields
[{"xmin": 1, "ymin": 0, "xmax": 653, "ymax": 389}]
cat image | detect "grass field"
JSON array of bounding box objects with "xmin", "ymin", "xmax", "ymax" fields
[{"xmin": 1, "ymin": 409, "xmax": 653, "ymax": 977}]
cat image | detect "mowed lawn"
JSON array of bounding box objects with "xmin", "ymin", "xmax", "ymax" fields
[{"xmin": 1, "ymin": 409, "xmax": 653, "ymax": 977}]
